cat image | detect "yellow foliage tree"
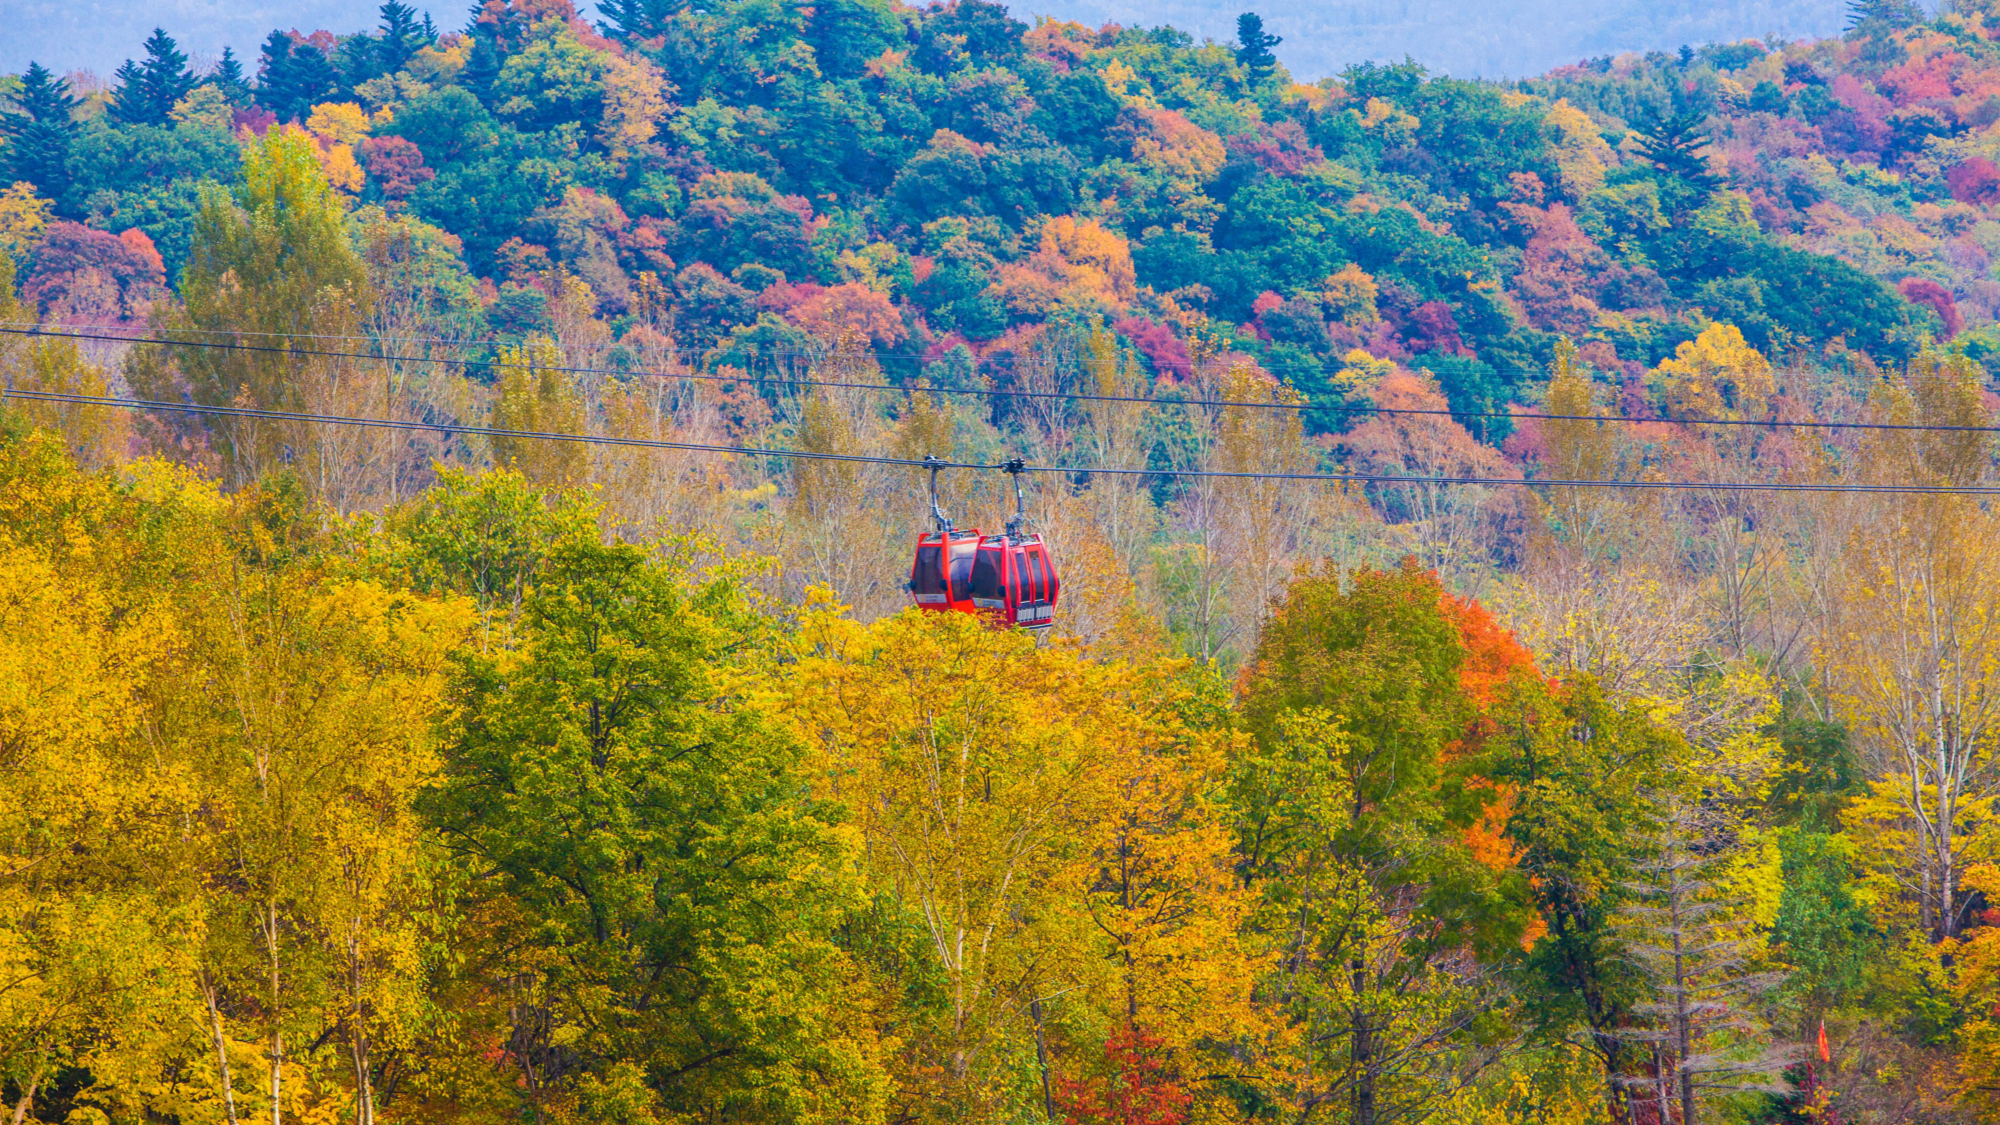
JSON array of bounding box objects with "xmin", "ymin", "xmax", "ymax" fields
[
  {"xmin": 306, "ymin": 102, "xmax": 371, "ymax": 146},
  {"xmin": 996, "ymin": 217, "xmax": 1137, "ymax": 320},
  {"xmin": 6, "ymin": 334, "xmax": 126, "ymax": 466},
  {"xmin": 0, "ymin": 442, "xmax": 191, "ymax": 1124},
  {"xmin": 1654, "ymin": 322, "xmax": 1774, "ymax": 421},
  {"xmin": 0, "ymin": 181, "xmax": 51, "ymax": 267},
  {"xmin": 597, "ymin": 52, "xmax": 674, "ymax": 161},
  {"xmin": 1543, "ymin": 99, "xmax": 1613, "ymax": 199},
  {"xmin": 164, "ymin": 124, "xmax": 372, "ymax": 489},
  {"xmin": 488, "ymin": 335, "xmax": 586, "ymax": 491},
  {"xmin": 1953, "ymin": 863, "xmax": 2000, "ymax": 1121},
  {"xmin": 785, "ymin": 607, "xmax": 1259, "ymax": 1119},
  {"xmin": 1321, "ymin": 264, "xmax": 1381, "ymax": 326}
]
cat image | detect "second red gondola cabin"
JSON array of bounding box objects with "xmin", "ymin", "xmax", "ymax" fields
[{"xmin": 968, "ymin": 533, "xmax": 1059, "ymax": 629}]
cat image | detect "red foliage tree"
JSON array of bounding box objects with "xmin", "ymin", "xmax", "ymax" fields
[
  {"xmin": 1880, "ymin": 47, "xmax": 1965, "ymax": 105},
  {"xmin": 24, "ymin": 220, "xmax": 167, "ymax": 322},
  {"xmin": 1949, "ymin": 158, "xmax": 2000, "ymax": 205},
  {"xmin": 118, "ymin": 228, "xmax": 164, "ymax": 279},
  {"xmin": 494, "ymin": 237, "xmax": 555, "ymax": 287},
  {"xmin": 1511, "ymin": 203, "xmax": 1610, "ymax": 335},
  {"xmin": 1227, "ymin": 120, "xmax": 1325, "ymax": 176},
  {"xmin": 1052, "ymin": 1024, "xmax": 1192, "ymax": 1125},
  {"xmin": 232, "ymin": 105, "xmax": 278, "ymax": 135},
  {"xmin": 1407, "ymin": 300, "xmax": 1468, "ymax": 355},
  {"xmin": 1112, "ymin": 316, "xmax": 1192, "ymax": 381},
  {"xmin": 785, "ymin": 282, "xmax": 907, "ymax": 346},
  {"xmin": 1824, "ymin": 74, "xmax": 1893, "ymax": 157},
  {"xmin": 1899, "ymin": 276, "xmax": 1964, "ymax": 338},
  {"xmin": 357, "ymin": 135, "xmax": 435, "ymax": 202}
]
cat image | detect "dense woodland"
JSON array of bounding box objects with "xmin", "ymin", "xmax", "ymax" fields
[{"xmin": 9, "ymin": 1, "xmax": 2000, "ymax": 1124}]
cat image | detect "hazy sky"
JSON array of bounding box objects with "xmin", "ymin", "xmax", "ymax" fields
[{"xmin": 5, "ymin": 0, "xmax": 1857, "ymax": 86}]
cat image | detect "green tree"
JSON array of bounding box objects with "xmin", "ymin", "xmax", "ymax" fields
[
  {"xmin": 62, "ymin": 118, "xmax": 241, "ymax": 219},
  {"xmin": 375, "ymin": 2, "xmax": 436, "ymax": 75},
  {"xmin": 1235, "ymin": 13, "xmax": 1283, "ymax": 84},
  {"xmin": 157, "ymin": 124, "xmax": 371, "ymax": 487},
  {"xmin": 598, "ymin": 0, "xmax": 688, "ymax": 42},
  {"xmin": 385, "ymin": 467, "xmax": 597, "ymax": 644},
  {"xmin": 1770, "ymin": 829, "xmax": 1872, "ymax": 1033},
  {"xmin": 109, "ymin": 28, "xmax": 199, "ymax": 127},
  {"xmin": 1232, "ymin": 564, "xmax": 1536, "ymax": 1125},
  {"xmin": 1487, "ymin": 676, "xmax": 1683, "ymax": 1124},
  {"xmin": 0, "ymin": 63, "xmax": 80, "ymax": 202},
  {"xmin": 1631, "ymin": 105, "xmax": 1718, "ymax": 207},
  {"xmin": 490, "ymin": 18, "xmax": 609, "ymax": 132},
  {"xmin": 429, "ymin": 540, "xmax": 888, "ymax": 1124},
  {"xmin": 255, "ymin": 32, "xmax": 344, "ymax": 123},
  {"xmin": 209, "ymin": 47, "xmax": 254, "ymax": 106}
]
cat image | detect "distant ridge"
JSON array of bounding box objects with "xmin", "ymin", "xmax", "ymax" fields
[{"xmin": 1015, "ymin": 0, "xmax": 1855, "ymax": 79}]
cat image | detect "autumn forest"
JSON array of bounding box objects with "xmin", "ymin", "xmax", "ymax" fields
[{"xmin": 7, "ymin": 1, "xmax": 2000, "ymax": 1123}]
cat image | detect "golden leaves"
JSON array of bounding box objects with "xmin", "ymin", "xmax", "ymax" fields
[{"xmin": 1654, "ymin": 322, "xmax": 1775, "ymax": 422}]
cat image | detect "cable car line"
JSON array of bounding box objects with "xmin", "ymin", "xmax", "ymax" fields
[
  {"xmin": 9, "ymin": 386, "xmax": 2000, "ymax": 496},
  {"xmin": 0, "ymin": 386, "xmax": 982, "ymax": 470},
  {"xmin": 7, "ymin": 325, "xmax": 1999, "ymax": 437}
]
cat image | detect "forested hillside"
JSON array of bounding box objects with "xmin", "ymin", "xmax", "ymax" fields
[{"xmin": 8, "ymin": 3, "xmax": 2000, "ymax": 1125}]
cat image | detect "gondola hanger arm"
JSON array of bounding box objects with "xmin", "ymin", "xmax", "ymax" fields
[
  {"xmin": 1002, "ymin": 458, "xmax": 1029, "ymax": 539},
  {"xmin": 925, "ymin": 455, "xmax": 953, "ymax": 534}
]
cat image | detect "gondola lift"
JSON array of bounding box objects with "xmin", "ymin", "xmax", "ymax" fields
[{"xmin": 907, "ymin": 457, "xmax": 1061, "ymax": 631}]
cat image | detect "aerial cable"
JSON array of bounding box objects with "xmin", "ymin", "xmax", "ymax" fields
[
  {"xmin": 0, "ymin": 386, "xmax": 974, "ymax": 469},
  {"xmin": 8, "ymin": 385, "xmax": 2000, "ymax": 495},
  {"xmin": 6, "ymin": 326, "xmax": 1997, "ymax": 437}
]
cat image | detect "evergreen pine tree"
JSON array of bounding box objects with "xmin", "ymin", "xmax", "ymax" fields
[
  {"xmin": 255, "ymin": 31, "xmax": 297, "ymax": 117},
  {"xmin": 256, "ymin": 31, "xmax": 342, "ymax": 123},
  {"xmin": 460, "ymin": 34, "xmax": 505, "ymax": 106},
  {"xmin": 289, "ymin": 43, "xmax": 344, "ymax": 117},
  {"xmin": 1633, "ymin": 104, "xmax": 1719, "ymax": 207},
  {"xmin": 337, "ymin": 33, "xmax": 384, "ymax": 89},
  {"xmin": 1234, "ymin": 12, "xmax": 1282, "ymax": 83},
  {"xmin": 110, "ymin": 60, "xmax": 145, "ymax": 115},
  {"xmin": 598, "ymin": 0, "xmax": 686, "ymax": 42},
  {"xmin": 109, "ymin": 28, "xmax": 198, "ymax": 126},
  {"xmin": 1847, "ymin": 0, "xmax": 1924, "ymax": 33},
  {"xmin": 209, "ymin": 47, "xmax": 252, "ymax": 107},
  {"xmin": 0, "ymin": 62, "xmax": 81, "ymax": 200},
  {"xmin": 377, "ymin": 1, "xmax": 435, "ymax": 72}
]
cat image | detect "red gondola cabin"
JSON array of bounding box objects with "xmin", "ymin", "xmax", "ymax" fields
[
  {"xmin": 909, "ymin": 528, "xmax": 983, "ymax": 616},
  {"xmin": 968, "ymin": 533, "xmax": 1059, "ymax": 629}
]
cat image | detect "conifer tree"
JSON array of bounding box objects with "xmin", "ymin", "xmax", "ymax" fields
[
  {"xmin": 0, "ymin": 63, "xmax": 79, "ymax": 201},
  {"xmin": 255, "ymin": 31, "xmax": 342, "ymax": 123},
  {"xmin": 1235, "ymin": 13, "xmax": 1282, "ymax": 83},
  {"xmin": 375, "ymin": 1, "xmax": 434, "ymax": 73},
  {"xmin": 459, "ymin": 33, "xmax": 505, "ymax": 105},
  {"xmin": 598, "ymin": 0, "xmax": 687, "ymax": 42},
  {"xmin": 1846, "ymin": 0, "xmax": 1924, "ymax": 33},
  {"xmin": 1617, "ymin": 801, "xmax": 1792, "ymax": 1123},
  {"xmin": 109, "ymin": 28, "xmax": 199, "ymax": 126},
  {"xmin": 1632, "ymin": 103, "xmax": 1719, "ymax": 211},
  {"xmin": 208, "ymin": 47, "xmax": 253, "ymax": 106}
]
